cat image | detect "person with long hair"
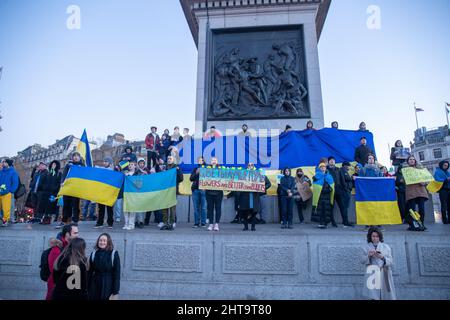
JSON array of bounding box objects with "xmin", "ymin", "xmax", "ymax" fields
[
  {"xmin": 52, "ymin": 237, "xmax": 88, "ymax": 300},
  {"xmin": 402, "ymin": 155, "xmax": 429, "ymax": 230},
  {"xmin": 293, "ymin": 168, "xmax": 311, "ymax": 224},
  {"xmin": 88, "ymin": 233, "xmax": 120, "ymax": 300},
  {"xmin": 206, "ymin": 157, "xmax": 224, "ymax": 231},
  {"xmin": 361, "ymin": 227, "xmax": 396, "ymax": 300}
]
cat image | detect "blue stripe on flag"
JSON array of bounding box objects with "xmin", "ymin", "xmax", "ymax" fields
[
  {"xmin": 355, "ymin": 177, "xmax": 397, "ymax": 202},
  {"xmin": 124, "ymin": 168, "xmax": 176, "ymax": 193},
  {"xmin": 66, "ymin": 165, "xmax": 123, "ymax": 188}
]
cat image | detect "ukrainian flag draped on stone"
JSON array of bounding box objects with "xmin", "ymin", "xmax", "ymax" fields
[
  {"xmin": 178, "ymin": 129, "xmax": 375, "ymax": 196},
  {"xmin": 58, "ymin": 166, "xmax": 124, "ymax": 206},
  {"xmin": 77, "ymin": 129, "xmax": 93, "ymax": 167},
  {"xmin": 124, "ymin": 169, "xmax": 177, "ymax": 212},
  {"xmin": 355, "ymin": 177, "xmax": 402, "ymax": 225}
]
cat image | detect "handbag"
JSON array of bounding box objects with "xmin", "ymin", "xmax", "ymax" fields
[{"xmin": 14, "ymin": 183, "xmax": 26, "ymax": 199}]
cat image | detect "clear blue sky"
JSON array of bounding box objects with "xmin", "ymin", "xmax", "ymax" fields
[{"xmin": 0, "ymin": 0, "xmax": 448, "ymax": 165}]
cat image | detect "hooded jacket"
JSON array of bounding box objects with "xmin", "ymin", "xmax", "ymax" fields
[
  {"xmin": 0, "ymin": 166, "xmax": 19, "ymax": 195},
  {"xmin": 434, "ymin": 160, "xmax": 450, "ymax": 190},
  {"xmin": 120, "ymin": 146, "xmax": 137, "ymax": 163},
  {"xmin": 39, "ymin": 160, "xmax": 62, "ymax": 195}
]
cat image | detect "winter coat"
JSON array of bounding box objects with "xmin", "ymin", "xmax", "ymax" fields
[
  {"xmin": 52, "ymin": 255, "xmax": 88, "ymax": 300},
  {"xmin": 30, "ymin": 169, "xmax": 47, "ymax": 192},
  {"xmin": 120, "ymin": 152, "xmax": 137, "ymax": 163},
  {"xmin": 39, "ymin": 161, "xmax": 62, "ymax": 195},
  {"xmin": 279, "ymin": 175, "xmax": 296, "ymax": 197},
  {"xmin": 45, "ymin": 238, "xmax": 65, "ymax": 300},
  {"xmin": 361, "ymin": 242, "xmax": 396, "ymax": 300},
  {"xmin": 354, "ymin": 144, "xmax": 374, "ymax": 165},
  {"xmin": 0, "ymin": 167, "xmax": 19, "ymax": 195},
  {"xmin": 390, "ymin": 147, "xmax": 409, "ymax": 167},
  {"xmin": 235, "ymin": 176, "xmax": 271, "ymax": 212},
  {"xmin": 145, "ymin": 133, "xmax": 161, "ymax": 152},
  {"xmin": 190, "ymin": 166, "xmax": 203, "ymax": 191},
  {"xmin": 88, "ymin": 249, "xmax": 120, "ymax": 300},
  {"xmin": 338, "ymin": 168, "xmax": 353, "ymax": 194},
  {"xmin": 395, "ymin": 171, "xmax": 406, "ymax": 193},
  {"xmin": 401, "ymin": 164, "xmax": 429, "ymax": 202},
  {"xmin": 360, "ymin": 164, "xmax": 383, "ymax": 177}
]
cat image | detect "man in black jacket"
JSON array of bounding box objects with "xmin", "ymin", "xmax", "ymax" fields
[
  {"xmin": 354, "ymin": 137, "xmax": 374, "ymax": 165},
  {"xmin": 336, "ymin": 161, "xmax": 355, "ymax": 227},
  {"xmin": 30, "ymin": 162, "xmax": 48, "ymax": 223}
]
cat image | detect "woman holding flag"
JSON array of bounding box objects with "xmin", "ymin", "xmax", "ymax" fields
[{"xmin": 312, "ymin": 162, "xmax": 336, "ymax": 229}]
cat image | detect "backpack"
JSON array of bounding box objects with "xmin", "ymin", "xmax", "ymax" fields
[
  {"xmin": 39, "ymin": 247, "xmax": 53, "ymax": 282},
  {"xmin": 90, "ymin": 249, "xmax": 116, "ymax": 267},
  {"xmin": 14, "ymin": 176, "xmax": 26, "ymax": 200}
]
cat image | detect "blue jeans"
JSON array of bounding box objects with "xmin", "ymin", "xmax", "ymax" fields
[
  {"xmin": 281, "ymin": 196, "xmax": 294, "ymax": 225},
  {"xmin": 192, "ymin": 189, "xmax": 207, "ymax": 225},
  {"xmin": 113, "ymin": 198, "xmax": 123, "ymax": 221},
  {"xmin": 82, "ymin": 200, "xmax": 96, "ymax": 220}
]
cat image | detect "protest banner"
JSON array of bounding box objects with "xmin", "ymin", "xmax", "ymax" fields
[
  {"xmin": 401, "ymin": 167, "xmax": 434, "ymax": 185},
  {"xmin": 199, "ymin": 167, "xmax": 266, "ymax": 192}
]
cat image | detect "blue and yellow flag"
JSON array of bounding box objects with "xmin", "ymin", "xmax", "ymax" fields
[
  {"xmin": 77, "ymin": 129, "xmax": 93, "ymax": 167},
  {"xmin": 58, "ymin": 166, "xmax": 124, "ymax": 206},
  {"xmin": 123, "ymin": 169, "xmax": 177, "ymax": 212},
  {"xmin": 355, "ymin": 177, "xmax": 402, "ymax": 225}
]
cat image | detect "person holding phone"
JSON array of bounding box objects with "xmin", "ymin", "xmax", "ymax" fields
[{"xmin": 361, "ymin": 227, "xmax": 396, "ymax": 300}]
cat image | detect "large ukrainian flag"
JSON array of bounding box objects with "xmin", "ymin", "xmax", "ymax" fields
[
  {"xmin": 355, "ymin": 177, "xmax": 402, "ymax": 225},
  {"xmin": 58, "ymin": 166, "xmax": 124, "ymax": 206},
  {"xmin": 124, "ymin": 168, "xmax": 177, "ymax": 212}
]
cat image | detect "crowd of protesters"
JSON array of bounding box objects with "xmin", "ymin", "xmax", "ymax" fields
[{"xmin": 1, "ymin": 121, "xmax": 449, "ymax": 232}]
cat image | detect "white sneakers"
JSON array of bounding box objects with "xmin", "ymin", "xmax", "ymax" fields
[
  {"xmin": 157, "ymin": 222, "xmax": 164, "ymax": 228},
  {"xmin": 208, "ymin": 223, "xmax": 219, "ymax": 231},
  {"xmin": 172, "ymin": 223, "xmax": 176, "ymax": 229}
]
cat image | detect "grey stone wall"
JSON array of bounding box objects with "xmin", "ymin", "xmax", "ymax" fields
[{"xmin": 0, "ymin": 225, "xmax": 449, "ymax": 300}]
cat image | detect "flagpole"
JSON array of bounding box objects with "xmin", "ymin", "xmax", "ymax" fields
[
  {"xmin": 446, "ymin": 102, "xmax": 449, "ymax": 128},
  {"xmin": 414, "ymin": 102, "xmax": 419, "ymax": 130}
]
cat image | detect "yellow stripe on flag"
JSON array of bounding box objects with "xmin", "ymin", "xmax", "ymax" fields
[
  {"xmin": 427, "ymin": 180, "xmax": 443, "ymax": 194},
  {"xmin": 58, "ymin": 177, "xmax": 120, "ymax": 206},
  {"xmin": 356, "ymin": 201, "xmax": 402, "ymax": 225}
]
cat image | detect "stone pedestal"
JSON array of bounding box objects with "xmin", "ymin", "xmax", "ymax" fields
[{"xmin": 181, "ymin": 0, "xmax": 331, "ymax": 135}]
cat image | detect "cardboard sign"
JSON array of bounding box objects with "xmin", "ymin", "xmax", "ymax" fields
[
  {"xmin": 199, "ymin": 167, "xmax": 266, "ymax": 192},
  {"xmin": 401, "ymin": 167, "xmax": 434, "ymax": 185}
]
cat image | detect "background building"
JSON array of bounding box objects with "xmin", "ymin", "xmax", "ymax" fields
[{"xmin": 411, "ymin": 125, "xmax": 450, "ymax": 217}]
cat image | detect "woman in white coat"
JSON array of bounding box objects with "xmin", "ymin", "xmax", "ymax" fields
[{"xmin": 361, "ymin": 227, "xmax": 396, "ymax": 300}]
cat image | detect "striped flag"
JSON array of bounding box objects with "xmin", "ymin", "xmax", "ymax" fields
[
  {"xmin": 77, "ymin": 129, "xmax": 93, "ymax": 167},
  {"xmin": 124, "ymin": 169, "xmax": 177, "ymax": 212},
  {"xmin": 355, "ymin": 177, "xmax": 402, "ymax": 225},
  {"xmin": 58, "ymin": 166, "xmax": 124, "ymax": 206},
  {"xmin": 415, "ymin": 107, "xmax": 424, "ymax": 112}
]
